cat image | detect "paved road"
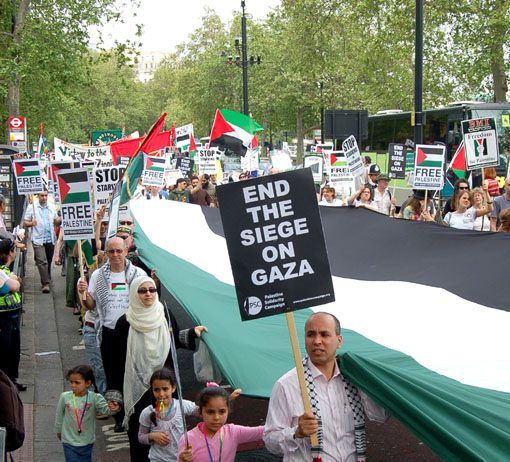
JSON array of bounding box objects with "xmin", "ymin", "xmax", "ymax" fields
[{"xmin": 13, "ymin": 250, "xmax": 441, "ymax": 461}]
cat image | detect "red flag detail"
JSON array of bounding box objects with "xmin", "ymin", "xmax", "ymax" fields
[
  {"xmin": 58, "ymin": 177, "xmax": 70, "ymax": 203},
  {"xmin": 416, "ymin": 147, "xmax": 427, "ymax": 166},
  {"xmin": 210, "ymin": 110, "xmax": 235, "ymax": 143},
  {"xmin": 14, "ymin": 163, "xmax": 24, "ymax": 177}
]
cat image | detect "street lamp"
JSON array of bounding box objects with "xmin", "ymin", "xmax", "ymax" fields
[
  {"xmin": 414, "ymin": 0, "xmax": 424, "ymax": 145},
  {"xmin": 223, "ymin": 2, "xmax": 261, "ymax": 115}
]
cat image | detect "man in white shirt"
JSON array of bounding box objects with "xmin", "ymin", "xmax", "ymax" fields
[
  {"xmin": 263, "ymin": 312, "xmax": 388, "ymax": 461},
  {"xmin": 373, "ymin": 174, "xmax": 396, "ymax": 216},
  {"xmin": 23, "ymin": 190, "xmax": 57, "ymax": 293}
]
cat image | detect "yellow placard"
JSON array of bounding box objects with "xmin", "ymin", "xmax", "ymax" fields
[{"xmin": 502, "ymin": 114, "xmax": 510, "ymax": 127}]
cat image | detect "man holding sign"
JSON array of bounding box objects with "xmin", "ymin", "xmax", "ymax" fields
[{"xmin": 264, "ymin": 312, "xmax": 388, "ymax": 462}]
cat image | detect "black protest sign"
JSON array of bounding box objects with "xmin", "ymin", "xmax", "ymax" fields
[
  {"xmin": 388, "ymin": 143, "xmax": 406, "ymax": 179},
  {"xmin": 217, "ymin": 168, "xmax": 335, "ymax": 321},
  {"xmin": 176, "ymin": 156, "xmax": 194, "ymax": 177}
]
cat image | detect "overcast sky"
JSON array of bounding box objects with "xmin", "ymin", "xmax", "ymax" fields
[{"xmin": 90, "ymin": 0, "xmax": 280, "ymax": 53}]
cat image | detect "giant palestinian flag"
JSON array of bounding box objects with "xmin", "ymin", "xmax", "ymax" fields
[
  {"xmin": 130, "ymin": 200, "xmax": 510, "ymax": 462},
  {"xmin": 12, "ymin": 159, "xmax": 45, "ymax": 194},
  {"xmin": 56, "ymin": 168, "xmax": 94, "ymax": 240},
  {"xmin": 209, "ymin": 109, "xmax": 264, "ymax": 154}
]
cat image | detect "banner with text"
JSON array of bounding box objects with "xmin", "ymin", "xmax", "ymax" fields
[
  {"xmin": 56, "ymin": 168, "xmax": 95, "ymax": 240},
  {"xmin": 93, "ymin": 166, "xmax": 126, "ymax": 211},
  {"xmin": 342, "ymin": 135, "xmax": 365, "ymax": 177},
  {"xmin": 141, "ymin": 155, "xmax": 167, "ymax": 187},
  {"xmin": 412, "ymin": 144, "xmax": 445, "ymax": 190},
  {"xmin": 303, "ymin": 154, "xmax": 324, "ymax": 183},
  {"xmin": 197, "ymin": 148, "xmax": 219, "ymax": 175},
  {"xmin": 461, "ymin": 118, "xmax": 500, "ymax": 171},
  {"xmin": 175, "ymin": 123, "xmax": 194, "ymax": 152},
  {"xmin": 12, "ymin": 159, "xmax": 45, "ymax": 195},
  {"xmin": 54, "ymin": 138, "xmax": 113, "ymax": 167},
  {"xmin": 328, "ymin": 151, "xmax": 355, "ymax": 197},
  {"xmin": 175, "ymin": 156, "xmax": 194, "ymax": 178},
  {"xmin": 388, "ymin": 143, "xmax": 407, "ymax": 179},
  {"xmin": 216, "ymin": 168, "xmax": 335, "ymax": 321}
]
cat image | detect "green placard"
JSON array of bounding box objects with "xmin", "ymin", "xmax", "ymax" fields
[{"xmin": 91, "ymin": 129, "xmax": 122, "ymax": 145}]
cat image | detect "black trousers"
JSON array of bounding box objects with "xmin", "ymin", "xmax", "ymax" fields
[
  {"xmin": 126, "ymin": 391, "xmax": 151, "ymax": 462},
  {"xmin": 100, "ymin": 327, "xmax": 125, "ymax": 426},
  {"xmin": 0, "ymin": 312, "xmax": 21, "ymax": 381}
]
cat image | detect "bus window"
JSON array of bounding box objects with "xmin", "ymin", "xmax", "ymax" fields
[
  {"xmin": 371, "ymin": 118, "xmax": 395, "ymax": 151},
  {"xmin": 394, "ymin": 117, "xmax": 413, "ymax": 144},
  {"xmin": 424, "ymin": 113, "xmax": 448, "ymax": 145}
]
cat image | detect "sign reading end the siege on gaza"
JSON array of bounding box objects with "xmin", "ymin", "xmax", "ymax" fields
[{"xmin": 217, "ymin": 168, "xmax": 335, "ymax": 321}]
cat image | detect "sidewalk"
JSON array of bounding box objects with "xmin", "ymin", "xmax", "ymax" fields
[{"xmin": 12, "ymin": 246, "xmax": 64, "ymax": 462}]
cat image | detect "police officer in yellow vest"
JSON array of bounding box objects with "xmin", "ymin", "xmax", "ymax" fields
[{"xmin": 0, "ymin": 239, "xmax": 25, "ymax": 391}]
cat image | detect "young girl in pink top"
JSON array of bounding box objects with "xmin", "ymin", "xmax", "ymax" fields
[{"xmin": 178, "ymin": 383, "xmax": 263, "ymax": 462}]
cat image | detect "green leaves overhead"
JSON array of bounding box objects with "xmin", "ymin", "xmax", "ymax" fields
[{"xmin": 1, "ymin": 0, "xmax": 509, "ymax": 148}]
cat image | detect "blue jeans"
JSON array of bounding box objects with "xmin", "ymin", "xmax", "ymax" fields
[
  {"xmin": 62, "ymin": 443, "xmax": 93, "ymax": 462},
  {"xmin": 82, "ymin": 325, "xmax": 106, "ymax": 395}
]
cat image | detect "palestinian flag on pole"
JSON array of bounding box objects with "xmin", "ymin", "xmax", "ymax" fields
[
  {"xmin": 445, "ymin": 141, "xmax": 471, "ymax": 188},
  {"xmin": 13, "ymin": 159, "xmax": 41, "ymax": 177},
  {"xmin": 56, "ymin": 169, "xmax": 90, "ymax": 204},
  {"xmin": 415, "ymin": 145, "xmax": 444, "ymax": 167},
  {"xmin": 129, "ymin": 200, "xmax": 510, "ymax": 462},
  {"xmin": 209, "ymin": 109, "xmax": 264, "ymax": 150},
  {"xmin": 36, "ymin": 124, "xmax": 50, "ymax": 163},
  {"xmin": 120, "ymin": 112, "xmax": 167, "ymax": 204}
]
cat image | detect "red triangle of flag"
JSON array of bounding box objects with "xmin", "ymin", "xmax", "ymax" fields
[
  {"xmin": 330, "ymin": 154, "xmax": 337, "ymax": 165},
  {"xmin": 146, "ymin": 157, "xmax": 154, "ymax": 169},
  {"xmin": 58, "ymin": 176, "xmax": 70, "ymax": 203},
  {"xmin": 189, "ymin": 136, "xmax": 196, "ymax": 151},
  {"xmin": 210, "ymin": 110, "xmax": 235, "ymax": 143},
  {"xmin": 416, "ymin": 147, "xmax": 427, "ymax": 165},
  {"xmin": 14, "ymin": 163, "xmax": 25, "ymax": 177}
]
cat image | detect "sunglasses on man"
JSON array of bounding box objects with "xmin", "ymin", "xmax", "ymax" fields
[{"xmin": 119, "ymin": 220, "xmax": 133, "ymax": 226}]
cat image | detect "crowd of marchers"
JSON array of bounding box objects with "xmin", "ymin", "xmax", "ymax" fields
[
  {"xmin": 2, "ymin": 160, "xmax": 509, "ymax": 462},
  {"xmin": 318, "ymin": 159, "xmax": 510, "ymax": 232}
]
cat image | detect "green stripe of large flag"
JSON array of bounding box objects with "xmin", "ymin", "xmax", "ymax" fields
[{"xmin": 129, "ymin": 200, "xmax": 510, "ymax": 462}]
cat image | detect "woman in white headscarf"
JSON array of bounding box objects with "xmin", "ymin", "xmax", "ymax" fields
[{"xmin": 111, "ymin": 276, "xmax": 207, "ymax": 462}]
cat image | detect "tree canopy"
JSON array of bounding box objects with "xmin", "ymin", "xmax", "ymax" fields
[{"xmin": 1, "ymin": 0, "xmax": 509, "ymax": 149}]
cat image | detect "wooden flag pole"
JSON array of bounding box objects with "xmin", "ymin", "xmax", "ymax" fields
[
  {"xmin": 77, "ymin": 239, "xmax": 87, "ymax": 301},
  {"xmin": 285, "ymin": 311, "xmax": 319, "ymax": 447},
  {"xmin": 31, "ymin": 194, "xmax": 36, "ymax": 221},
  {"xmin": 424, "ymin": 189, "xmax": 428, "ymax": 215}
]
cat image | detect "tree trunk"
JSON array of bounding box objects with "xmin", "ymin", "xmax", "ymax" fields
[
  {"xmin": 296, "ymin": 108, "xmax": 303, "ymax": 166},
  {"xmin": 491, "ymin": 43, "xmax": 508, "ymax": 102},
  {"xmin": 6, "ymin": 0, "xmax": 32, "ymax": 116},
  {"xmin": 7, "ymin": 78, "xmax": 21, "ymax": 116}
]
